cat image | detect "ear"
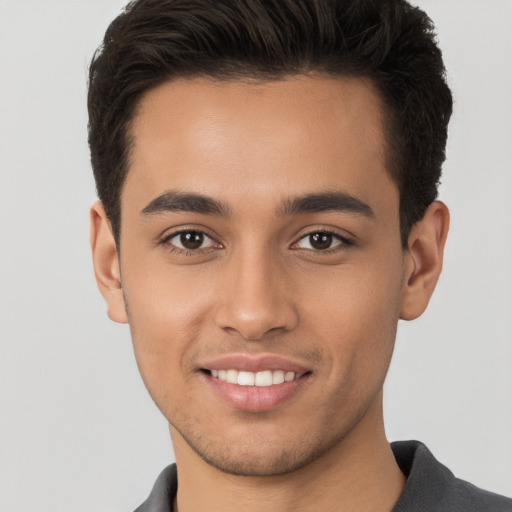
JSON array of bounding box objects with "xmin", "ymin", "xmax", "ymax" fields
[
  {"xmin": 89, "ymin": 201, "xmax": 128, "ymax": 324},
  {"xmin": 400, "ymin": 200, "xmax": 450, "ymax": 321}
]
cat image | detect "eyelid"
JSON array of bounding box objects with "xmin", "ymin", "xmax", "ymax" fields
[
  {"xmin": 291, "ymin": 227, "xmax": 355, "ymax": 251},
  {"xmin": 159, "ymin": 226, "xmax": 223, "ymax": 252},
  {"xmin": 167, "ymin": 231, "xmax": 216, "ymax": 249},
  {"xmin": 157, "ymin": 224, "xmax": 355, "ymax": 254},
  {"xmin": 159, "ymin": 224, "xmax": 220, "ymax": 241}
]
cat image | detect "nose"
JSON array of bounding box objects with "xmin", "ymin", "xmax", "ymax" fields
[{"xmin": 214, "ymin": 250, "xmax": 299, "ymax": 341}]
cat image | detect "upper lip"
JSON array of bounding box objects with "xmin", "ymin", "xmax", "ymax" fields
[{"xmin": 201, "ymin": 354, "xmax": 310, "ymax": 374}]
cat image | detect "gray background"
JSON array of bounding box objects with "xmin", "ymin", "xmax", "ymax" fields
[{"xmin": 0, "ymin": 1, "xmax": 511, "ymax": 510}]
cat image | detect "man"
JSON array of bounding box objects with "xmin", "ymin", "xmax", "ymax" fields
[{"xmin": 87, "ymin": 0, "xmax": 511, "ymax": 510}]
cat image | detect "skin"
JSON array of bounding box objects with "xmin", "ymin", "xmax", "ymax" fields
[{"xmin": 91, "ymin": 76, "xmax": 449, "ymax": 511}]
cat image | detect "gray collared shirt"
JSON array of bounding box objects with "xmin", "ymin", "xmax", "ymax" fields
[{"xmin": 134, "ymin": 440, "xmax": 512, "ymax": 511}]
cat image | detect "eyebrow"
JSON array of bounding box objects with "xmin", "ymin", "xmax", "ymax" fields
[
  {"xmin": 278, "ymin": 191, "xmax": 375, "ymax": 219},
  {"xmin": 141, "ymin": 189, "xmax": 375, "ymax": 220},
  {"xmin": 141, "ymin": 190, "xmax": 232, "ymax": 217}
]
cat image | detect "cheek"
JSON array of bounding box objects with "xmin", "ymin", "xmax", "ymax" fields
[
  {"xmin": 300, "ymin": 254, "xmax": 403, "ymax": 329},
  {"xmin": 122, "ymin": 264, "xmax": 214, "ymax": 399},
  {"xmin": 298, "ymin": 255, "xmax": 403, "ymax": 383},
  {"xmin": 124, "ymin": 253, "xmax": 215, "ymax": 333}
]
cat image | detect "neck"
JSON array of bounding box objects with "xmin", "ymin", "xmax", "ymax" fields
[{"xmin": 171, "ymin": 394, "xmax": 405, "ymax": 512}]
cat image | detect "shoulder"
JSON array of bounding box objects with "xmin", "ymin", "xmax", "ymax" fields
[
  {"xmin": 134, "ymin": 464, "xmax": 177, "ymax": 512},
  {"xmin": 391, "ymin": 441, "xmax": 512, "ymax": 512}
]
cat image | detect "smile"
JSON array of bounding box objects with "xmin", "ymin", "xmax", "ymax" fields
[
  {"xmin": 200, "ymin": 354, "xmax": 312, "ymax": 411},
  {"xmin": 204, "ymin": 369, "xmax": 311, "ymax": 412},
  {"xmin": 210, "ymin": 369, "xmax": 300, "ymax": 386}
]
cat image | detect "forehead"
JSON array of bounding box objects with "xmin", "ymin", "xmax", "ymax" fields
[{"xmin": 124, "ymin": 75, "xmax": 397, "ymax": 217}]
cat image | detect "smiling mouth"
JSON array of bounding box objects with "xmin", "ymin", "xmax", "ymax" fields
[
  {"xmin": 207, "ymin": 369, "xmax": 305, "ymax": 386},
  {"xmin": 201, "ymin": 365, "xmax": 312, "ymax": 411}
]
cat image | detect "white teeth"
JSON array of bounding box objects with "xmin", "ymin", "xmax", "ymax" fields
[
  {"xmin": 285, "ymin": 371, "xmax": 295, "ymax": 382},
  {"xmin": 211, "ymin": 369, "xmax": 300, "ymax": 386},
  {"xmin": 272, "ymin": 370, "xmax": 285, "ymax": 385},
  {"xmin": 226, "ymin": 369, "xmax": 238, "ymax": 384},
  {"xmin": 238, "ymin": 371, "xmax": 255, "ymax": 386},
  {"xmin": 255, "ymin": 370, "xmax": 273, "ymax": 387}
]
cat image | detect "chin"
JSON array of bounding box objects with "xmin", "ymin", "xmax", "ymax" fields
[{"xmin": 173, "ymin": 420, "xmax": 342, "ymax": 477}]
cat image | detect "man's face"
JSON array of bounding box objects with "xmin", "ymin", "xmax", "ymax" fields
[{"xmin": 118, "ymin": 76, "xmax": 407, "ymax": 475}]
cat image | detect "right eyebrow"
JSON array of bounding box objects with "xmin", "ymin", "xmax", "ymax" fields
[
  {"xmin": 140, "ymin": 190, "xmax": 232, "ymax": 218},
  {"xmin": 278, "ymin": 190, "xmax": 375, "ymax": 219}
]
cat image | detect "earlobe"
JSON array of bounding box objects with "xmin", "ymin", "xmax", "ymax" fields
[
  {"xmin": 89, "ymin": 201, "xmax": 128, "ymax": 324},
  {"xmin": 400, "ymin": 201, "xmax": 450, "ymax": 321}
]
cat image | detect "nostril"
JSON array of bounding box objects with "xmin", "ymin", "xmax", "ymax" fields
[{"xmin": 214, "ymin": 291, "xmax": 300, "ymax": 340}]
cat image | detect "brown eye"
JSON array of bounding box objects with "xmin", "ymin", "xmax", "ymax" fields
[
  {"xmin": 166, "ymin": 230, "xmax": 217, "ymax": 251},
  {"xmin": 180, "ymin": 231, "xmax": 204, "ymax": 249},
  {"xmin": 295, "ymin": 231, "xmax": 344, "ymax": 251},
  {"xmin": 309, "ymin": 233, "xmax": 333, "ymax": 250}
]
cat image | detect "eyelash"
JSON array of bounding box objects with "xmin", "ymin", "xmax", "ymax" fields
[
  {"xmin": 292, "ymin": 228, "xmax": 354, "ymax": 253},
  {"xmin": 160, "ymin": 229, "xmax": 221, "ymax": 257},
  {"xmin": 159, "ymin": 228, "xmax": 354, "ymax": 256}
]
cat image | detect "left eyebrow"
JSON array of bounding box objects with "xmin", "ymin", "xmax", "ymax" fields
[
  {"xmin": 278, "ymin": 191, "xmax": 375, "ymax": 219},
  {"xmin": 141, "ymin": 190, "xmax": 232, "ymax": 217}
]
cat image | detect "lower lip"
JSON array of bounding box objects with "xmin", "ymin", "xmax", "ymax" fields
[{"xmin": 203, "ymin": 372, "xmax": 310, "ymax": 412}]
